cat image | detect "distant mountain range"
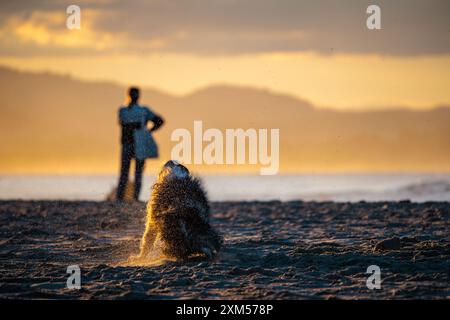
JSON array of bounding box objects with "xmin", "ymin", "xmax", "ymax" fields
[{"xmin": 0, "ymin": 66, "xmax": 449, "ymax": 173}]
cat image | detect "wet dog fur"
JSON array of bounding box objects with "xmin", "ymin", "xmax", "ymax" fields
[{"xmin": 131, "ymin": 160, "xmax": 222, "ymax": 262}]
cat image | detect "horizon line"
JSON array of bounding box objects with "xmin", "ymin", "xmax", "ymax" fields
[{"xmin": 1, "ymin": 63, "xmax": 448, "ymax": 113}]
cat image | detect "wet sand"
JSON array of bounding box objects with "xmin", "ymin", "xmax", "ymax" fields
[{"xmin": 0, "ymin": 200, "xmax": 448, "ymax": 299}]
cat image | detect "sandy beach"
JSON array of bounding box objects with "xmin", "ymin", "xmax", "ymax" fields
[{"xmin": 0, "ymin": 200, "xmax": 448, "ymax": 299}]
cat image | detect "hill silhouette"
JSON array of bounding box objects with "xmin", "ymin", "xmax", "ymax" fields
[{"xmin": 0, "ymin": 66, "xmax": 449, "ymax": 173}]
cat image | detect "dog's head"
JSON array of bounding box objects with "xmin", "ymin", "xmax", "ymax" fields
[{"xmin": 158, "ymin": 160, "xmax": 190, "ymax": 181}]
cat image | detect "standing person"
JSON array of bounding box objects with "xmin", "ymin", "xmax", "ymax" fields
[{"xmin": 117, "ymin": 87, "xmax": 164, "ymax": 201}]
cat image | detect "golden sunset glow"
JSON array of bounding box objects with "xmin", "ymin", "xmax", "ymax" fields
[
  {"xmin": 0, "ymin": 1, "xmax": 449, "ymax": 110},
  {"xmin": 0, "ymin": 0, "xmax": 449, "ymax": 174},
  {"xmin": 2, "ymin": 53, "xmax": 450, "ymax": 110}
]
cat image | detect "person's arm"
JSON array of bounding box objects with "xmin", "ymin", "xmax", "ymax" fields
[
  {"xmin": 118, "ymin": 107, "xmax": 125, "ymax": 126},
  {"xmin": 149, "ymin": 114, "xmax": 164, "ymax": 132},
  {"xmin": 145, "ymin": 107, "xmax": 164, "ymax": 132}
]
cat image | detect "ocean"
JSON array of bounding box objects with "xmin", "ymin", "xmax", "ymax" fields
[{"xmin": 0, "ymin": 173, "xmax": 449, "ymax": 202}]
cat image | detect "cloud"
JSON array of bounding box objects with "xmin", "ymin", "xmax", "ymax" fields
[{"xmin": 0, "ymin": 0, "xmax": 449, "ymax": 56}]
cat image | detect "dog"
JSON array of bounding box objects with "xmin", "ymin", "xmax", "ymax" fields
[{"xmin": 131, "ymin": 160, "xmax": 222, "ymax": 262}]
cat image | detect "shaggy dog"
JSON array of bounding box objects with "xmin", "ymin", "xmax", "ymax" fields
[{"xmin": 131, "ymin": 160, "xmax": 221, "ymax": 262}]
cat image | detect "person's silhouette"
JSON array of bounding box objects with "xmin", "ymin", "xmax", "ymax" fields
[{"xmin": 117, "ymin": 87, "xmax": 164, "ymax": 201}]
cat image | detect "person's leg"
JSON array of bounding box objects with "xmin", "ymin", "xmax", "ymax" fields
[
  {"xmin": 134, "ymin": 158, "xmax": 145, "ymax": 200},
  {"xmin": 116, "ymin": 144, "xmax": 132, "ymax": 200}
]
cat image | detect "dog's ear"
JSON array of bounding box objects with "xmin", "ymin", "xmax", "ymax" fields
[
  {"xmin": 172, "ymin": 165, "xmax": 189, "ymax": 178},
  {"xmin": 158, "ymin": 164, "xmax": 189, "ymax": 180}
]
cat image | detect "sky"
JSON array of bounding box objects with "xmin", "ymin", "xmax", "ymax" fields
[{"xmin": 0, "ymin": 0, "xmax": 449, "ymax": 110}]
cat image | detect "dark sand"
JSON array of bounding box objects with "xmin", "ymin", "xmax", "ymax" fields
[{"xmin": 0, "ymin": 200, "xmax": 448, "ymax": 299}]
